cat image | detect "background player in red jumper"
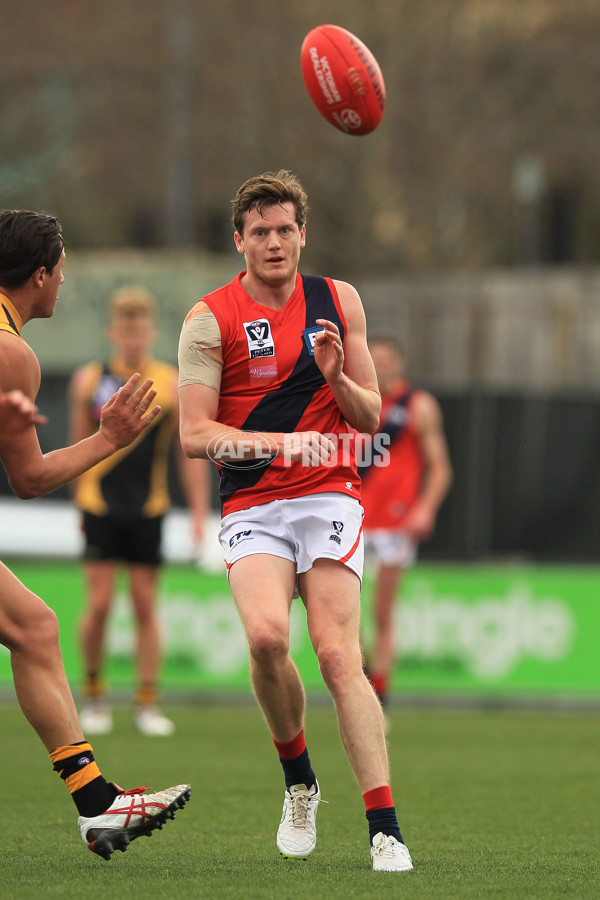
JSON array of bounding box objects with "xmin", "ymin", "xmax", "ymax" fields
[
  {"xmin": 361, "ymin": 337, "xmax": 453, "ymax": 707},
  {"xmin": 178, "ymin": 170, "xmax": 413, "ymax": 872}
]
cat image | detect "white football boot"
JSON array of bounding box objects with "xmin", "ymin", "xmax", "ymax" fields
[
  {"xmin": 133, "ymin": 705, "xmax": 175, "ymax": 737},
  {"xmin": 276, "ymin": 781, "xmax": 321, "ymax": 859},
  {"xmin": 78, "ymin": 784, "xmax": 191, "ymax": 860},
  {"xmin": 79, "ymin": 700, "xmax": 113, "ymax": 736},
  {"xmin": 370, "ymin": 832, "xmax": 414, "ymax": 871}
]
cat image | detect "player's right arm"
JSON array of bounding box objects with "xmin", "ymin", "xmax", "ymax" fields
[
  {"xmin": 402, "ymin": 390, "xmax": 453, "ymax": 541},
  {"xmin": 0, "ymin": 336, "xmax": 162, "ymax": 499},
  {"xmin": 178, "ymin": 306, "xmax": 334, "ymax": 465}
]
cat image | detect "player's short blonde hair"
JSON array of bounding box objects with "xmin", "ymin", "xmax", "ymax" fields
[{"xmin": 109, "ymin": 285, "xmax": 157, "ymax": 320}]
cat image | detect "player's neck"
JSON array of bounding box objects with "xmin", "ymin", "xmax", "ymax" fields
[
  {"xmin": 112, "ymin": 352, "xmax": 152, "ymax": 373},
  {"xmin": 383, "ymin": 377, "xmax": 408, "ymax": 400},
  {"xmin": 240, "ymin": 271, "xmax": 297, "ymax": 311},
  {"xmin": 0, "ymin": 287, "xmax": 30, "ymax": 325}
]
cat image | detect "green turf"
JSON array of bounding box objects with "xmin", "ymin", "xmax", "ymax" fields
[{"xmin": 0, "ymin": 703, "xmax": 598, "ymax": 899}]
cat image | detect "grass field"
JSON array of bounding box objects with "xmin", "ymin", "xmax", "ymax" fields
[{"xmin": 0, "ymin": 702, "xmax": 598, "ymax": 899}]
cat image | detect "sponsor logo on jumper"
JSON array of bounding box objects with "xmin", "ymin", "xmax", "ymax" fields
[
  {"xmin": 229, "ymin": 530, "xmax": 253, "ymax": 549},
  {"xmin": 207, "ymin": 431, "xmax": 278, "ymax": 470},
  {"xmin": 329, "ymin": 520, "xmax": 344, "ymax": 544},
  {"xmin": 244, "ymin": 318, "xmax": 275, "ymax": 358},
  {"xmin": 302, "ymin": 324, "xmax": 325, "ymax": 356},
  {"xmin": 249, "ymin": 362, "xmax": 278, "ymax": 378}
]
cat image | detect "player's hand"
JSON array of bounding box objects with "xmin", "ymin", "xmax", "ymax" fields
[
  {"xmin": 313, "ymin": 319, "xmax": 344, "ymax": 382},
  {"xmin": 0, "ymin": 390, "xmax": 47, "ymax": 433},
  {"xmin": 403, "ymin": 501, "xmax": 436, "ymax": 542},
  {"xmin": 98, "ymin": 373, "xmax": 162, "ymax": 451},
  {"xmin": 281, "ymin": 431, "xmax": 335, "ymax": 466}
]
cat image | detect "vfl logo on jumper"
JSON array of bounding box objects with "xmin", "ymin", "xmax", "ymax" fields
[
  {"xmin": 302, "ymin": 325, "xmax": 325, "ymax": 356},
  {"xmin": 329, "ymin": 520, "xmax": 344, "ymax": 545},
  {"xmin": 388, "ymin": 405, "xmax": 408, "ymax": 427},
  {"xmin": 229, "ymin": 530, "xmax": 253, "ymax": 549},
  {"xmin": 93, "ymin": 374, "xmax": 125, "ymax": 420},
  {"xmin": 244, "ymin": 319, "xmax": 275, "ymax": 358}
]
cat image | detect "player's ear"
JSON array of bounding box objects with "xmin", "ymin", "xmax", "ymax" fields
[
  {"xmin": 234, "ymin": 231, "xmax": 245, "ymax": 255},
  {"xmin": 32, "ymin": 267, "xmax": 46, "ymax": 287},
  {"xmin": 299, "ymin": 225, "xmax": 306, "ymax": 248}
]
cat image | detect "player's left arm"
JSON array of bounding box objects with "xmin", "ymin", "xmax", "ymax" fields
[
  {"xmin": 170, "ymin": 371, "xmax": 210, "ymax": 544},
  {"xmin": 403, "ymin": 391, "xmax": 453, "ymax": 541},
  {"xmin": 314, "ymin": 280, "xmax": 381, "ymax": 434}
]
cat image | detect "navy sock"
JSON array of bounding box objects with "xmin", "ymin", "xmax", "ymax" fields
[
  {"xmin": 366, "ymin": 806, "xmax": 404, "ymax": 845},
  {"xmin": 278, "ymin": 747, "xmax": 317, "ymax": 791}
]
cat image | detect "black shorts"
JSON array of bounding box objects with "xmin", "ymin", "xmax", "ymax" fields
[{"xmin": 82, "ymin": 512, "xmax": 164, "ymax": 566}]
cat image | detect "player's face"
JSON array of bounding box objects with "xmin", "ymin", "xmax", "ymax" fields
[
  {"xmin": 109, "ymin": 314, "xmax": 157, "ymax": 365},
  {"xmin": 234, "ymin": 202, "xmax": 306, "ymax": 288},
  {"xmin": 369, "ymin": 342, "xmax": 403, "ymax": 396}
]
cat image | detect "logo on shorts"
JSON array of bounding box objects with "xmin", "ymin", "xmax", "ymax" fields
[
  {"xmin": 329, "ymin": 520, "xmax": 344, "ymax": 544},
  {"xmin": 244, "ymin": 319, "xmax": 275, "ymax": 358},
  {"xmin": 229, "ymin": 530, "xmax": 253, "ymax": 549}
]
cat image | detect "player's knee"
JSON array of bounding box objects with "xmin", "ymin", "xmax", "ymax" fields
[
  {"xmin": 317, "ymin": 643, "xmax": 355, "ymax": 689},
  {"xmin": 9, "ymin": 595, "xmax": 59, "ymax": 654},
  {"xmin": 35, "ymin": 602, "xmax": 61, "ymax": 648},
  {"xmin": 248, "ymin": 627, "xmax": 289, "ymax": 663}
]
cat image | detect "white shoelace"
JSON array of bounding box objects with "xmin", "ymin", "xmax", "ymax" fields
[
  {"xmin": 372, "ymin": 833, "xmax": 396, "ymax": 857},
  {"xmin": 288, "ymin": 789, "xmax": 327, "ymax": 827}
]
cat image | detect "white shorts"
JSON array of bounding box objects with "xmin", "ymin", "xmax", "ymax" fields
[
  {"xmin": 219, "ymin": 492, "xmax": 364, "ymax": 593},
  {"xmin": 363, "ymin": 528, "xmax": 418, "ymax": 568}
]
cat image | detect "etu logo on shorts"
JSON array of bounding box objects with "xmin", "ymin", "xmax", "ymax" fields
[
  {"xmin": 244, "ymin": 319, "xmax": 275, "ymax": 358},
  {"xmin": 329, "ymin": 520, "xmax": 344, "ymax": 544},
  {"xmin": 229, "ymin": 530, "xmax": 253, "ymax": 549},
  {"xmin": 302, "ymin": 325, "xmax": 325, "ymax": 356}
]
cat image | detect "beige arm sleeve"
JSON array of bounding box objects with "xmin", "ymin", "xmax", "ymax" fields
[{"xmin": 178, "ymin": 311, "xmax": 223, "ymax": 391}]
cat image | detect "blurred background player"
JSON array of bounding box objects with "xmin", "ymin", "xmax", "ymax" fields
[
  {"xmin": 69, "ymin": 286, "xmax": 209, "ymax": 737},
  {"xmin": 361, "ymin": 337, "xmax": 453, "ymax": 707},
  {"xmin": 0, "ymin": 209, "xmax": 190, "ymax": 857}
]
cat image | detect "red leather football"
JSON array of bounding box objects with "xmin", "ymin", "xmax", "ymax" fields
[{"xmin": 300, "ymin": 24, "xmax": 386, "ymax": 136}]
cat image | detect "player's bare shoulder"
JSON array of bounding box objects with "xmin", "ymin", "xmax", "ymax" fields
[
  {"xmin": 331, "ymin": 280, "xmax": 367, "ymax": 328},
  {"xmin": 411, "ymin": 388, "xmax": 444, "ymax": 431},
  {"xmin": 68, "ymin": 360, "xmax": 102, "ymax": 400},
  {"xmin": 0, "ymin": 331, "xmax": 41, "ymax": 397},
  {"xmin": 184, "ymin": 299, "xmax": 215, "ymax": 325}
]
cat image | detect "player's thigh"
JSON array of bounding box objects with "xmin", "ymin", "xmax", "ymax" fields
[
  {"xmin": 83, "ymin": 560, "xmax": 118, "ymax": 612},
  {"xmin": 229, "ymin": 553, "xmax": 297, "ymax": 646},
  {"xmin": 0, "ymin": 560, "xmax": 57, "ymax": 650},
  {"xmin": 299, "ymin": 558, "xmax": 362, "ymax": 653}
]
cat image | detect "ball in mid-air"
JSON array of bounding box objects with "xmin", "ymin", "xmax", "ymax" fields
[{"xmin": 300, "ymin": 24, "xmax": 386, "ymax": 136}]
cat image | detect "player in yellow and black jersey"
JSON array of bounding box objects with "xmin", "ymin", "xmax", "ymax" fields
[
  {"xmin": 70, "ymin": 286, "xmax": 208, "ymax": 737},
  {"xmin": 0, "ymin": 209, "xmax": 191, "ymax": 857}
]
